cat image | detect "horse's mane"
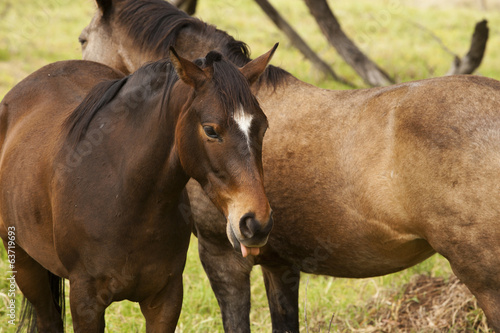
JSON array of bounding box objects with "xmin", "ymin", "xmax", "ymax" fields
[
  {"xmin": 64, "ymin": 60, "xmax": 175, "ymax": 147},
  {"xmin": 65, "ymin": 54, "xmax": 259, "ymax": 147},
  {"xmin": 64, "ymin": 77, "xmax": 127, "ymax": 147},
  {"xmin": 204, "ymin": 51, "xmax": 261, "ymax": 117},
  {"xmin": 116, "ymin": 0, "xmax": 289, "ymax": 88}
]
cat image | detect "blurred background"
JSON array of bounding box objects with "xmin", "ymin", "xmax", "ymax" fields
[{"xmin": 0, "ymin": 0, "xmax": 498, "ymax": 331}]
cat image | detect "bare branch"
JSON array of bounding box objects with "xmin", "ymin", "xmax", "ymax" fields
[
  {"xmin": 304, "ymin": 0, "xmax": 394, "ymax": 87},
  {"xmin": 410, "ymin": 21, "xmax": 457, "ymax": 58},
  {"xmin": 447, "ymin": 20, "xmax": 489, "ymax": 75}
]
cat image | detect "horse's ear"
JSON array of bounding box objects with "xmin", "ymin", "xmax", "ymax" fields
[
  {"xmin": 169, "ymin": 47, "xmax": 208, "ymax": 88},
  {"xmin": 240, "ymin": 43, "xmax": 279, "ymax": 86},
  {"xmin": 96, "ymin": 0, "xmax": 113, "ymax": 19}
]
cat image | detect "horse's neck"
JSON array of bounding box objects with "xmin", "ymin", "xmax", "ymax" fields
[
  {"xmin": 154, "ymin": 85, "xmax": 192, "ymax": 195},
  {"xmin": 113, "ymin": 83, "xmax": 188, "ymax": 198}
]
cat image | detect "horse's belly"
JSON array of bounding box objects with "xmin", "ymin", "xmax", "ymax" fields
[
  {"xmin": 263, "ymin": 224, "xmax": 435, "ymax": 278},
  {"xmin": 188, "ymin": 176, "xmax": 435, "ymax": 278}
]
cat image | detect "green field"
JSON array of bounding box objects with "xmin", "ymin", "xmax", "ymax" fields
[{"xmin": 1, "ymin": 0, "xmax": 499, "ymax": 331}]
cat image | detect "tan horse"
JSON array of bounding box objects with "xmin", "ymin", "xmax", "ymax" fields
[
  {"xmin": 0, "ymin": 48, "xmax": 275, "ymax": 332},
  {"xmin": 80, "ymin": 1, "xmax": 500, "ymax": 331}
]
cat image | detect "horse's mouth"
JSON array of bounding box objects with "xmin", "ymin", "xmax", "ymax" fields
[{"xmin": 228, "ymin": 223, "xmax": 261, "ymax": 258}]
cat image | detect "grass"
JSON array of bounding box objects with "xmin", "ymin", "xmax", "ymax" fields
[
  {"xmin": 0, "ymin": 239, "xmax": 457, "ymax": 332},
  {"xmin": 0, "ymin": 0, "xmax": 498, "ymax": 331}
]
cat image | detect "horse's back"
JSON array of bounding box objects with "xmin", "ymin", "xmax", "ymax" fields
[
  {"xmin": 0, "ymin": 60, "xmax": 123, "ymax": 133},
  {"xmin": 0, "ymin": 60, "xmax": 122, "ymax": 162},
  {"xmin": 346, "ymin": 75, "xmax": 500, "ymax": 272},
  {"xmin": 325, "ymin": 75, "xmax": 500, "ymax": 232},
  {"xmin": 268, "ymin": 74, "xmax": 500, "ymax": 223},
  {"xmin": 390, "ymin": 75, "xmax": 500, "ymax": 211},
  {"xmin": 389, "ymin": 75, "xmax": 500, "ymax": 245}
]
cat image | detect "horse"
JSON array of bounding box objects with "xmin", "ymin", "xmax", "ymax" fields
[
  {"xmin": 80, "ymin": 1, "xmax": 500, "ymax": 332},
  {"xmin": 0, "ymin": 46, "xmax": 276, "ymax": 332}
]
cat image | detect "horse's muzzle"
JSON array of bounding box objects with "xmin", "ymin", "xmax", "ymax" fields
[
  {"xmin": 229, "ymin": 211, "xmax": 273, "ymax": 257},
  {"xmin": 239, "ymin": 212, "xmax": 273, "ymax": 240}
]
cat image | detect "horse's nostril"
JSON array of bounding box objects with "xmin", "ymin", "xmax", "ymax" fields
[{"xmin": 239, "ymin": 212, "xmax": 258, "ymax": 239}]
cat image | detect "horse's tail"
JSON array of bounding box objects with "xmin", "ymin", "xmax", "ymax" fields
[
  {"xmin": 48, "ymin": 273, "xmax": 66, "ymax": 330},
  {"xmin": 16, "ymin": 297, "xmax": 35, "ymax": 333},
  {"xmin": 16, "ymin": 272, "xmax": 66, "ymax": 333}
]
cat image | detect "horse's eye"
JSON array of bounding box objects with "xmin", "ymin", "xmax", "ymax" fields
[{"xmin": 203, "ymin": 125, "xmax": 219, "ymax": 139}]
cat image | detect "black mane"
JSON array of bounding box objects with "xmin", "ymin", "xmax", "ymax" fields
[
  {"xmin": 64, "ymin": 77, "xmax": 128, "ymax": 147},
  {"xmin": 64, "ymin": 59, "xmax": 175, "ymax": 147},
  {"xmin": 116, "ymin": 0, "xmax": 289, "ymax": 88}
]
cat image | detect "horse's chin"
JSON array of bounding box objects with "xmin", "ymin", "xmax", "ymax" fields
[{"xmin": 227, "ymin": 223, "xmax": 241, "ymax": 252}]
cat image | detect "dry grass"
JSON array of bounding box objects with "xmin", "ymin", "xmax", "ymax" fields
[{"xmin": 336, "ymin": 274, "xmax": 492, "ymax": 332}]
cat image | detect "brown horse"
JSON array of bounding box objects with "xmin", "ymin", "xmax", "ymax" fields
[
  {"xmin": 80, "ymin": 1, "xmax": 500, "ymax": 332},
  {"xmin": 0, "ymin": 47, "xmax": 275, "ymax": 332}
]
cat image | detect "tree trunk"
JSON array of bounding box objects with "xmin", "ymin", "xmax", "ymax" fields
[
  {"xmin": 254, "ymin": 0, "xmax": 353, "ymax": 87},
  {"xmin": 304, "ymin": 0, "xmax": 394, "ymax": 86}
]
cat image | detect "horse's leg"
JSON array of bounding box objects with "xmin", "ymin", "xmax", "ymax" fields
[
  {"xmin": 447, "ymin": 257, "xmax": 500, "ymax": 331},
  {"xmin": 68, "ymin": 277, "xmax": 107, "ymax": 333},
  {"xmin": 473, "ymin": 287, "xmax": 500, "ymax": 331},
  {"xmin": 261, "ymin": 264, "xmax": 300, "ymax": 333},
  {"xmin": 3, "ymin": 242, "xmax": 64, "ymax": 332},
  {"xmin": 139, "ymin": 273, "xmax": 183, "ymax": 333},
  {"xmin": 198, "ymin": 236, "xmax": 253, "ymax": 333},
  {"xmin": 428, "ymin": 219, "xmax": 500, "ymax": 332}
]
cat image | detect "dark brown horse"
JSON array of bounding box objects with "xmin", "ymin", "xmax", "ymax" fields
[
  {"xmin": 0, "ymin": 47, "xmax": 276, "ymax": 332},
  {"xmin": 80, "ymin": 1, "xmax": 500, "ymax": 332}
]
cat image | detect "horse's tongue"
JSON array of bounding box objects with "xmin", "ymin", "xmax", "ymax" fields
[{"xmin": 240, "ymin": 244, "xmax": 260, "ymax": 258}]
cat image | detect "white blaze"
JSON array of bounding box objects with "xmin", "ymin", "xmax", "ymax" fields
[{"xmin": 233, "ymin": 105, "xmax": 253, "ymax": 147}]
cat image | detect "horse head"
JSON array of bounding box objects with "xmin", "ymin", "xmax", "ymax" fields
[
  {"xmin": 79, "ymin": 0, "xmax": 252, "ymax": 73},
  {"xmin": 169, "ymin": 46, "xmax": 278, "ymax": 256}
]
